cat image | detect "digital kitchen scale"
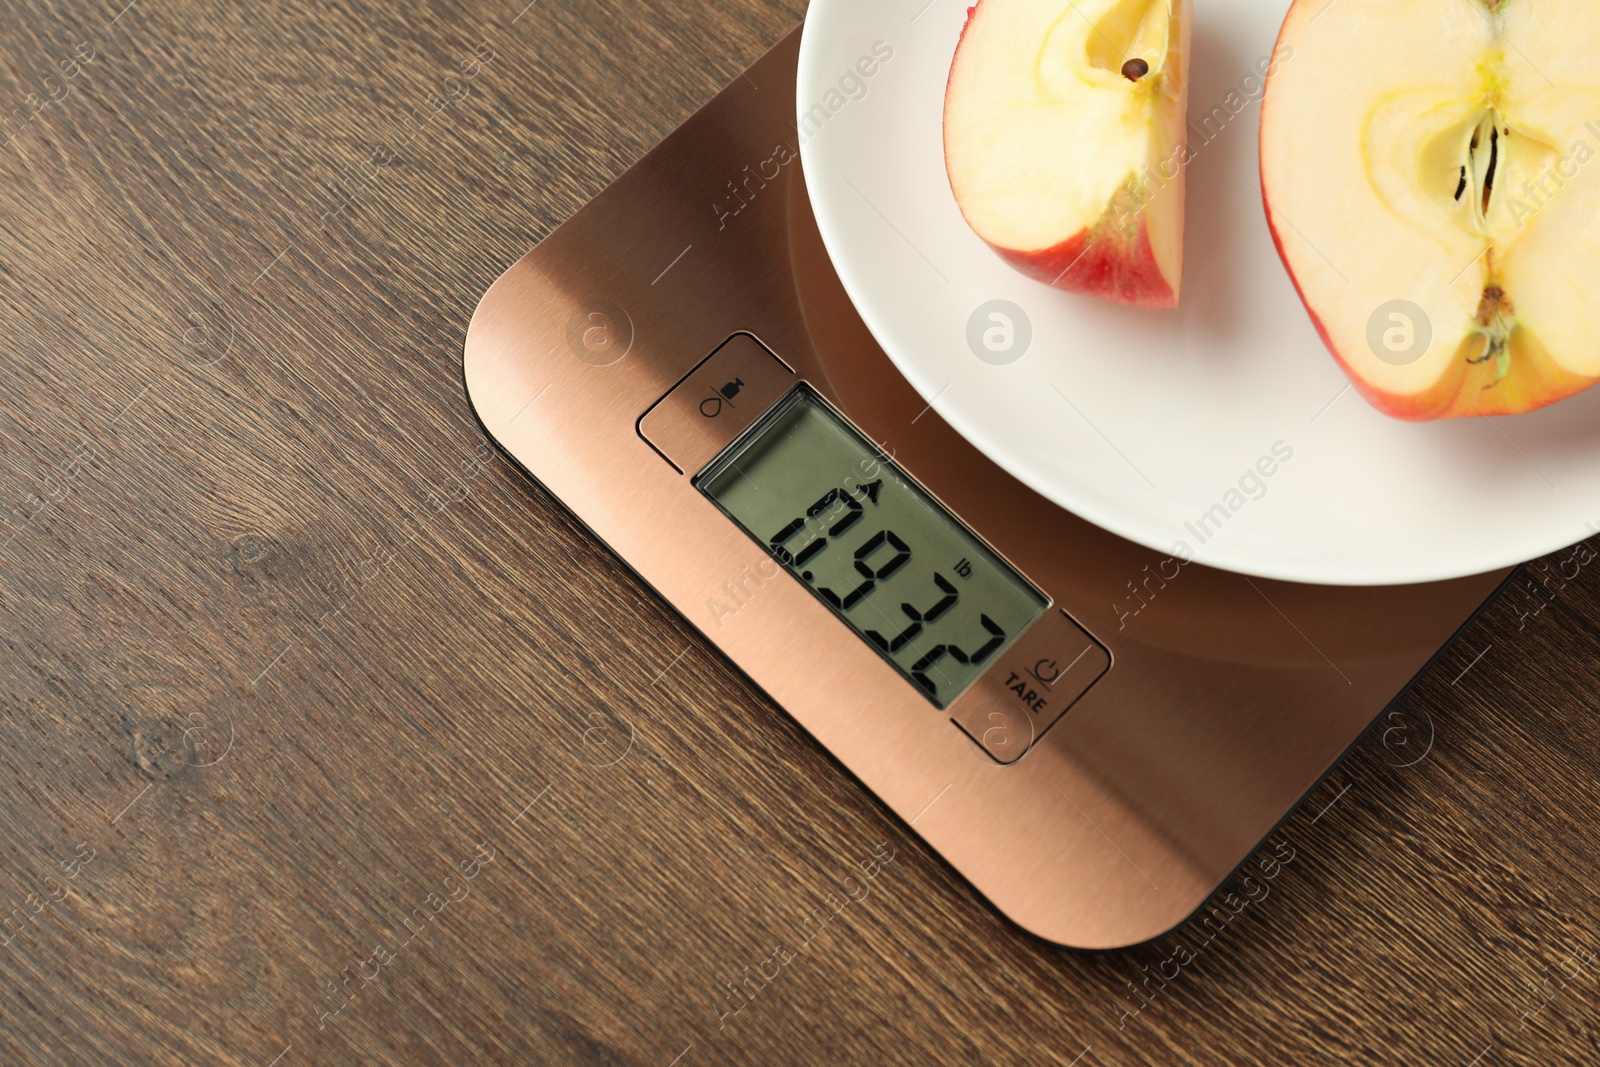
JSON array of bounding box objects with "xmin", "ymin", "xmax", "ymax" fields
[{"xmin": 464, "ymin": 29, "xmax": 1513, "ymax": 950}]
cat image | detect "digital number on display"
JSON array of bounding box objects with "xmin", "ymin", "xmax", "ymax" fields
[{"xmin": 696, "ymin": 386, "xmax": 1046, "ymax": 708}]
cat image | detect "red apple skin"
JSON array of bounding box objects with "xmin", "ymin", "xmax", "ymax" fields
[
  {"xmin": 943, "ymin": 1, "xmax": 1181, "ymax": 310},
  {"xmin": 990, "ymin": 221, "xmax": 1176, "ymax": 309}
]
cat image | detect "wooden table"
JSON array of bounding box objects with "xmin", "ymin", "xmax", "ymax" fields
[{"xmin": 2, "ymin": 0, "xmax": 1598, "ymax": 1063}]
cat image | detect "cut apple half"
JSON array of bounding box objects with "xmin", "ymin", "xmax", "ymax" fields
[
  {"xmin": 944, "ymin": 0, "xmax": 1193, "ymax": 308},
  {"xmin": 1262, "ymin": 0, "xmax": 1600, "ymax": 420}
]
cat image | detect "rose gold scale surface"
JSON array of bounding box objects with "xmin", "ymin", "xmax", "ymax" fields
[{"xmin": 464, "ymin": 29, "xmax": 1513, "ymax": 950}]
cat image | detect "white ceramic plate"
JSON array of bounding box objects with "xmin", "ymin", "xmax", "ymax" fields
[{"xmin": 798, "ymin": 0, "xmax": 1600, "ymax": 586}]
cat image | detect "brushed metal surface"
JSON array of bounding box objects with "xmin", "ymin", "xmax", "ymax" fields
[
  {"xmin": 463, "ymin": 29, "xmax": 1511, "ymax": 949},
  {"xmin": 951, "ymin": 610, "xmax": 1110, "ymax": 764},
  {"xmin": 638, "ymin": 333, "xmax": 797, "ymax": 474}
]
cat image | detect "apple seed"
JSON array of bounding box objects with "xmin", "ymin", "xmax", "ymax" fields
[
  {"xmin": 1462, "ymin": 110, "xmax": 1508, "ymax": 230},
  {"xmin": 1122, "ymin": 58, "xmax": 1149, "ymax": 82}
]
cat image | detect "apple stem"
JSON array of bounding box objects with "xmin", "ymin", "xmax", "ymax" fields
[{"xmin": 1466, "ymin": 284, "xmax": 1516, "ymax": 385}]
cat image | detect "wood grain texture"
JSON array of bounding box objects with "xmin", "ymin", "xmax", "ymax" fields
[{"xmin": 0, "ymin": 0, "xmax": 1597, "ymax": 1064}]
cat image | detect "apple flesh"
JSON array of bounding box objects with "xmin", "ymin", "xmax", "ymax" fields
[
  {"xmin": 1262, "ymin": 0, "xmax": 1600, "ymax": 420},
  {"xmin": 944, "ymin": 0, "xmax": 1192, "ymax": 308}
]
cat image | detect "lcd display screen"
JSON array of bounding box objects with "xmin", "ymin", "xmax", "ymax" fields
[{"xmin": 696, "ymin": 385, "xmax": 1048, "ymax": 708}]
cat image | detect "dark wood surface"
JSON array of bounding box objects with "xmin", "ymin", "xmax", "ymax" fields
[{"xmin": 2, "ymin": 0, "xmax": 1599, "ymax": 1064}]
